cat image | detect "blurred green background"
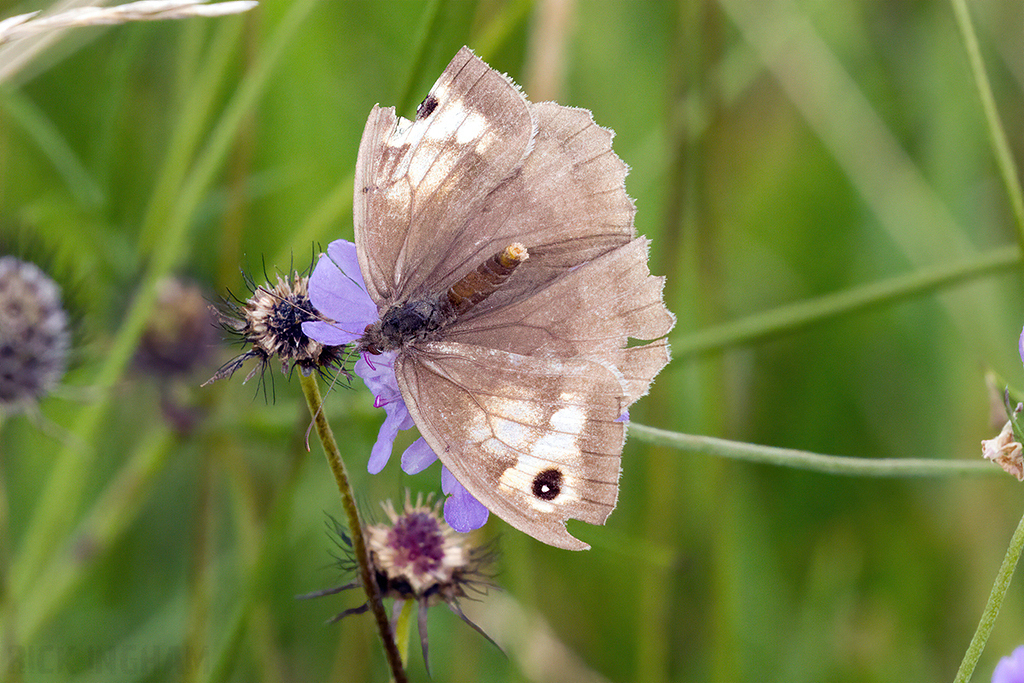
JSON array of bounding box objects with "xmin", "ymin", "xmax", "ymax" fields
[{"xmin": 1, "ymin": 0, "xmax": 1024, "ymax": 681}]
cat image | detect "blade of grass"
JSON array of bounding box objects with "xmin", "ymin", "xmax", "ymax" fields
[
  {"xmin": 950, "ymin": 0, "xmax": 1024, "ymax": 251},
  {"xmin": 673, "ymin": 245, "xmax": 1020, "ymax": 358},
  {"xmin": 0, "ymin": 86, "xmax": 104, "ymax": 207}
]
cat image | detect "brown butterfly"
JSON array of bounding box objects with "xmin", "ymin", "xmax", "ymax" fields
[{"xmin": 350, "ymin": 47, "xmax": 673, "ymax": 550}]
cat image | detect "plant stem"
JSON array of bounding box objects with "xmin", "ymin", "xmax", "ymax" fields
[
  {"xmin": 298, "ymin": 373, "xmax": 406, "ymax": 683},
  {"xmin": 953, "ymin": 508, "xmax": 1024, "ymax": 683},
  {"xmin": 629, "ymin": 424, "xmax": 997, "ymax": 477}
]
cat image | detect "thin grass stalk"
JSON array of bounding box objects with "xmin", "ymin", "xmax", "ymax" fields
[
  {"xmin": 949, "ymin": 0, "xmax": 1024, "ymax": 251},
  {"xmin": 673, "ymin": 245, "xmax": 1020, "ymax": 359}
]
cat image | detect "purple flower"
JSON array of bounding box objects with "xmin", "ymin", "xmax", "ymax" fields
[
  {"xmin": 1019, "ymin": 324, "xmax": 1024, "ymax": 368},
  {"xmin": 993, "ymin": 645, "xmax": 1024, "ymax": 683},
  {"xmin": 302, "ymin": 240, "xmax": 489, "ymax": 532}
]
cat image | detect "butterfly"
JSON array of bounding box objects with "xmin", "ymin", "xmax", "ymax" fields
[{"xmin": 348, "ymin": 47, "xmax": 673, "ymax": 550}]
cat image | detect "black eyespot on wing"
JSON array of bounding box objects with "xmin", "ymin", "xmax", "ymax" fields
[
  {"xmin": 416, "ymin": 94, "xmax": 439, "ymax": 120},
  {"xmin": 532, "ymin": 469, "xmax": 562, "ymax": 501}
]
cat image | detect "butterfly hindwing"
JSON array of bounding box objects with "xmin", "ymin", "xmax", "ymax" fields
[
  {"xmin": 395, "ymin": 342, "xmax": 626, "ymax": 550},
  {"xmin": 445, "ymin": 237, "xmax": 673, "ymax": 403}
]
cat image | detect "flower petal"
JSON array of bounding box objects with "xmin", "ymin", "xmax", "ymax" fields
[
  {"xmin": 356, "ymin": 352, "xmax": 402, "ymax": 402},
  {"xmin": 368, "ymin": 401, "xmax": 414, "ymax": 474},
  {"xmin": 300, "ymin": 320, "xmax": 352, "ymax": 347},
  {"xmin": 1019, "ymin": 324, "xmax": 1024, "ymax": 368},
  {"xmin": 441, "ymin": 466, "xmax": 489, "ymax": 532},
  {"xmin": 993, "ymin": 645, "xmax": 1024, "ymax": 683},
  {"xmin": 302, "ymin": 240, "xmax": 378, "ymax": 346},
  {"xmin": 402, "ymin": 437, "xmax": 438, "ymax": 474}
]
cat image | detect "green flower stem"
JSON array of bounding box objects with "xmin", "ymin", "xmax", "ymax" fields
[
  {"xmin": 298, "ymin": 373, "xmax": 406, "ymax": 683},
  {"xmin": 950, "ymin": 0, "xmax": 1024, "ymax": 251},
  {"xmin": 629, "ymin": 424, "xmax": 997, "ymax": 477},
  {"xmin": 953, "ymin": 507, "xmax": 1024, "ymax": 683},
  {"xmin": 672, "ymin": 245, "xmax": 1020, "ymax": 359}
]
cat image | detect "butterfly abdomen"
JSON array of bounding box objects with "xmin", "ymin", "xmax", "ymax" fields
[
  {"xmin": 358, "ymin": 243, "xmax": 529, "ymax": 354},
  {"xmin": 446, "ymin": 243, "xmax": 528, "ymax": 316}
]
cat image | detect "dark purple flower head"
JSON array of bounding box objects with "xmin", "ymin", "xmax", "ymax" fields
[
  {"xmin": 298, "ymin": 494, "xmax": 500, "ymax": 673},
  {"xmin": 993, "ymin": 645, "xmax": 1024, "ymax": 683},
  {"xmin": 301, "ymin": 240, "xmax": 489, "ymax": 532}
]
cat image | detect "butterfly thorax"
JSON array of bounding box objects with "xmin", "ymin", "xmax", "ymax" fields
[
  {"xmin": 358, "ymin": 243, "xmax": 529, "ymax": 355},
  {"xmin": 358, "ymin": 297, "xmax": 454, "ymax": 354}
]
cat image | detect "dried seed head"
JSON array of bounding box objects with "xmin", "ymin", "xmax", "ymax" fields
[
  {"xmin": 204, "ymin": 270, "xmax": 347, "ymax": 386},
  {"xmin": 0, "ymin": 256, "xmax": 70, "ymax": 410},
  {"xmin": 982, "ymin": 417, "xmax": 1024, "ymax": 481}
]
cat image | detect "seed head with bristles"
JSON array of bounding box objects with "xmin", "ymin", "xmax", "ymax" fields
[{"xmin": 204, "ymin": 269, "xmax": 348, "ymax": 387}]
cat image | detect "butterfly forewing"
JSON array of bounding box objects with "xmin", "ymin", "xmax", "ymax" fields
[
  {"xmin": 395, "ymin": 342, "xmax": 626, "ymax": 550},
  {"xmin": 354, "ymin": 47, "xmax": 534, "ymax": 306}
]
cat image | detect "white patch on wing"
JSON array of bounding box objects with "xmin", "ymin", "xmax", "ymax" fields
[
  {"xmin": 426, "ymin": 104, "xmax": 469, "ymax": 141},
  {"xmin": 492, "ymin": 417, "xmax": 540, "ymax": 453},
  {"xmin": 466, "ymin": 409, "xmax": 492, "ymax": 444},
  {"xmin": 488, "ymin": 397, "xmax": 544, "ymax": 425},
  {"xmin": 407, "ymin": 142, "xmax": 442, "ymax": 187},
  {"xmin": 532, "ymin": 430, "xmax": 580, "ymax": 462},
  {"xmin": 416, "ymin": 148, "xmax": 462, "ymax": 200},
  {"xmin": 431, "ymin": 79, "xmax": 450, "ymax": 102},
  {"xmin": 549, "ymin": 406, "xmax": 585, "ymax": 435},
  {"xmin": 457, "ymin": 111, "xmax": 487, "ymax": 144}
]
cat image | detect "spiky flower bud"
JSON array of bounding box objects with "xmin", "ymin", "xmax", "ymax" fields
[{"xmin": 0, "ymin": 256, "xmax": 70, "ymax": 410}]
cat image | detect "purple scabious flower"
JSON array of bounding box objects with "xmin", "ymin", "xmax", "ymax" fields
[
  {"xmin": 302, "ymin": 240, "xmax": 489, "ymax": 532},
  {"xmin": 994, "ymin": 645, "xmax": 1024, "ymax": 683},
  {"xmin": 1020, "ymin": 324, "xmax": 1024, "ymax": 368}
]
